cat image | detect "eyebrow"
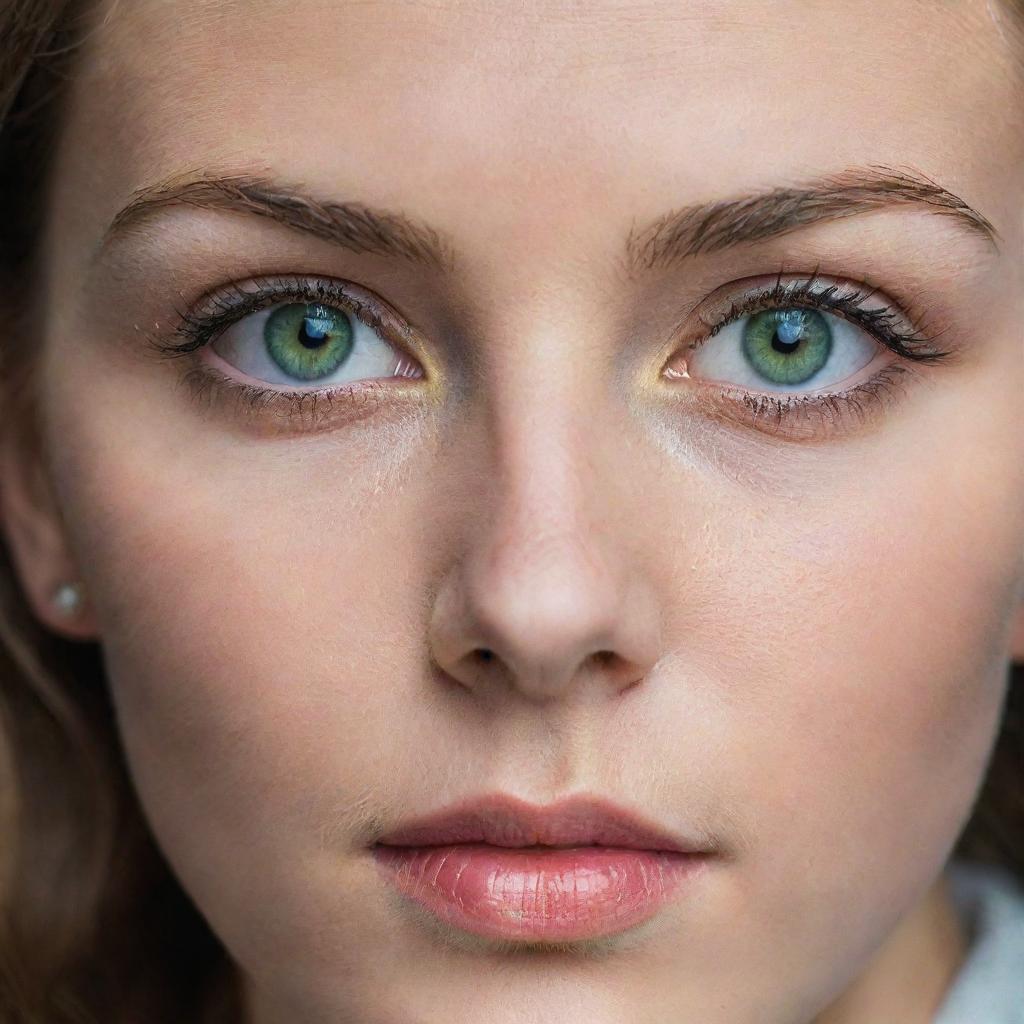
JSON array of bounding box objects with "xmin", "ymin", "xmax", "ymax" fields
[
  {"xmin": 624, "ymin": 165, "xmax": 998, "ymax": 270},
  {"xmin": 101, "ymin": 164, "xmax": 998, "ymax": 273},
  {"xmin": 103, "ymin": 171, "xmax": 457, "ymax": 272}
]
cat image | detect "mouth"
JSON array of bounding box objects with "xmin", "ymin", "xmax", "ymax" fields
[{"xmin": 370, "ymin": 792, "xmax": 716, "ymax": 944}]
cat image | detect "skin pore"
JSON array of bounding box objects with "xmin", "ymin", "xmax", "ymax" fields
[{"xmin": 1, "ymin": 0, "xmax": 1023, "ymax": 1022}]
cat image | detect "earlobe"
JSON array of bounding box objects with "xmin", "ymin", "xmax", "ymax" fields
[{"xmin": 0, "ymin": 435, "xmax": 98, "ymax": 641}]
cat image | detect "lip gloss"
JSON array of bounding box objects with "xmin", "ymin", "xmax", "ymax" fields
[{"xmin": 372, "ymin": 843, "xmax": 709, "ymax": 942}]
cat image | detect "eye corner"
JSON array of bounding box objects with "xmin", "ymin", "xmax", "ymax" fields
[
  {"xmin": 155, "ymin": 272, "xmax": 430, "ymax": 432},
  {"xmin": 659, "ymin": 270, "xmax": 942, "ymax": 441}
]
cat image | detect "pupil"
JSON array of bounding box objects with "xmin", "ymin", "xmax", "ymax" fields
[
  {"xmin": 772, "ymin": 331, "xmax": 801, "ymax": 353},
  {"xmin": 298, "ymin": 317, "xmax": 331, "ymax": 348},
  {"xmin": 772, "ymin": 312, "xmax": 805, "ymax": 353}
]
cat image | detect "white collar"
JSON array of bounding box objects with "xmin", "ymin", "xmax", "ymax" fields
[{"xmin": 932, "ymin": 858, "xmax": 1024, "ymax": 1024}]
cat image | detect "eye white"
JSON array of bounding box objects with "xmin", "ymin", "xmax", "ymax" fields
[
  {"xmin": 687, "ymin": 309, "xmax": 880, "ymax": 393},
  {"xmin": 210, "ymin": 303, "xmax": 402, "ymax": 388}
]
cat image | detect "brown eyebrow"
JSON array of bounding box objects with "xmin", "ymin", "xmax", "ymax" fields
[
  {"xmin": 102, "ymin": 164, "xmax": 997, "ymax": 275},
  {"xmin": 625, "ymin": 165, "xmax": 998, "ymax": 271},
  {"xmin": 103, "ymin": 171, "xmax": 457, "ymax": 272}
]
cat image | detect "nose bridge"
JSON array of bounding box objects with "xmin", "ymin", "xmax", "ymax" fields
[
  {"xmin": 488, "ymin": 369, "xmax": 607, "ymax": 598},
  {"xmin": 430, "ymin": 307, "xmax": 663, "ymax": 703},
  {"xmin": 474, "ymin": 293, "xmax": 617, "ymax": 548}
]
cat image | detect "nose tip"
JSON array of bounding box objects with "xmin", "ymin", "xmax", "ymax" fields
[{"xmin": 429, "ymin": 524, "xmax": 663, "ymax": 704}]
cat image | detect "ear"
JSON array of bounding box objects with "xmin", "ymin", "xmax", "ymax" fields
[{"xmin": 0, "ymin": 432, "xmax": 98, "ymax": 641}]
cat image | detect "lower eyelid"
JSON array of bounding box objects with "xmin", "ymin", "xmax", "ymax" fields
[
  {"xmin": 682, "ymin": 351, "xmax": 893, "ymax": 399},
  {"xmin": 204, "ymin": 333, "xmax": 421, "ymax": 391},
  {"xmin": 676, "ymin": 363, "xmax": 917, "ymax": 443},
  {"xmin": 164, "ymin": 270, "xmax": 931, "ymax": 442},
  {"xmin": 176, "ymin": 361, "xmax": 425, "ymax": 437}
]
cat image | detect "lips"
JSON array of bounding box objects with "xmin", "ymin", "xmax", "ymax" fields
[
  {"xmin": 371, "ymin": 793, "xmax": 715, "ymax": 943},
  {"xmin": 373, "ymin": 791, "xmax": 714, "ymax": 853}
]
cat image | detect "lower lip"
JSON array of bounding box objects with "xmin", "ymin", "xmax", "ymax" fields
[{"xmin": 371, "ymin": 843, "xmax": 709, "ymax": 942}]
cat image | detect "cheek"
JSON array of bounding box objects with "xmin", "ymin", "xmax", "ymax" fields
[
  {"xmin": 41, "ymin": 354, "xmax": 442, "ymax": 955},
  {"xmin": 696, "ymin": 380, "xmax": 1022, "ymax": 987}
]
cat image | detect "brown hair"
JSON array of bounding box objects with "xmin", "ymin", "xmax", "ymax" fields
[{"xmin": 0, "ymin": 2, "xmax": 1021, "ymax": 1022}]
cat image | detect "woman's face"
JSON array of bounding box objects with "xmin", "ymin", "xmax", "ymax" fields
[{"xmin": 4, "ymin": 0, "xmax": 1023, "ymax": 1021}]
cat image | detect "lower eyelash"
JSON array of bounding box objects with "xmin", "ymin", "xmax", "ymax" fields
[
  {"xmin": 175, "ymin": 362, "xmax": 406, "ymax": 436},
  {"xmin": 674, "ymin": 272, "xmax": 954, "ymax": 440},
  {"xmin": 147, "ymin": 274, "xmax": 427, "ymax": 432},
  {"xmin": 693, "ymin": 363, "xmax": 915, "ymax": 441}
]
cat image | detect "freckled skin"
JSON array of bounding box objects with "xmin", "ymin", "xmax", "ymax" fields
[{"xmin": 2, "ymin": 1, "xmax": 1023, "ymax": 1022}]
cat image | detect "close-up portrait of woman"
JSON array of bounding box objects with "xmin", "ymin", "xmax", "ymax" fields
[{"xmin": 0, "ymin": 1, "xmax": 1022, "ymax": 1022}]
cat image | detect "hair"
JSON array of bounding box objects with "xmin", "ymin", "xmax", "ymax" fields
[{"xmin": 0, "ymin": 1, "xmax": 1021, "ymax": 1021}]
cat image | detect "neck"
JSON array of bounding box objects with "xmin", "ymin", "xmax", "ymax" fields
[{"xmin": 814, "ymin": 868, "xmax": 969, "ymax": 1024}]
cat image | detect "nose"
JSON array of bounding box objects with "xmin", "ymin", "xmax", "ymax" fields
[{"xmin": 428, "ymin": 375, "xmax": 663, "ymax": 705}]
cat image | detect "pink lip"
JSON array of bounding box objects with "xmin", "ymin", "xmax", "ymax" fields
[{"xmin": 371, "ymin": 793, "xmax": 715, "ymax": 942}]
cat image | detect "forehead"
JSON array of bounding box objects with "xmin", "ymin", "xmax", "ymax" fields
[{"xmin": 65, "ymin": 0, "xmax": 1022, "ymax": 249}]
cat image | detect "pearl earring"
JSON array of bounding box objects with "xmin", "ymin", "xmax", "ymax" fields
[{"xmin": 52, "ymin": 581, "xmax": 84, "ymax": 616}]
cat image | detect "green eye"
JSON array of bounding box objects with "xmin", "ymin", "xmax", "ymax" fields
[
  {"xmin": 264, "ymin": 303, "xmax": 354, "ymax": 381},
  {"xmin": 742, "ymin": 309, "xmax": 832, "ymax": 385}
]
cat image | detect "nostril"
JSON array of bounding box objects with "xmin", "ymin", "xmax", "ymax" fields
[
  {"xmin": 475, "ymin": 648, "xmax": 495, "ymax": 664},
  {"xmin": 591, "ymin": 650, "xmax": 645, "ymax": 693}
]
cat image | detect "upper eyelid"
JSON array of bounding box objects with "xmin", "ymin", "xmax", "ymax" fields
[
  {"xmin": 696, "ymin": 274, "xmax": 912, "ymax": 331},
  {"xmin": 186, "ymin": 275, "xmax": 398, "ymax": 328},
  {"xmin": 161, "ymin": 273, "xmax": 422, "ymax": 357},
  {"xmin": 709, "ymin": 285, "xmax": 906, "ymax": 339},
  {"xmin": 677, "ymin": 272, "xmax": 956, "ymax": 361},
  {"xmin": 158, "ymin": 269, "xmax": 957, "ymax": 377}
]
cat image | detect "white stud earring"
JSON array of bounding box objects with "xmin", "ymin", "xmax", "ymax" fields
[{"xmin": 52, "ymin": 581, "xmax": 84, "ymax": 616}]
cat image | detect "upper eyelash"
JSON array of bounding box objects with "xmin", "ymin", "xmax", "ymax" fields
[
  {"xmin": 154, "ymin": 269, "xmax": 948, "ymax": 368},
  {"xmin": 696, "ymin": 269, "xmax": 955, "ymax": 364},
  {"xmin": 148, "ymin": 270, "xmax": 946, "ymax": 439},
  {"xmin": 146, "ymin": 275, "xmax": 391, "ymax": 360}
]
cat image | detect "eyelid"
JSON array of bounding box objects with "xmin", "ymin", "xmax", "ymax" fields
[
  {"xmin": 687, "ymin": 363, "xmax": 918, "ymax": 443},
  {"xmin": 136, "ymin": 272, "xmax": 442, "ymax": 436},
  {"xmin": 154, "ymin": 273, "xmax": 427, "ymax": 372},
  {"xmin": 675, "ymin": 270, "xmax": 956, "ymax": 366},
  {"xmin": 653, "ymin": 269, "xmax": 958, "ymax": 444}
]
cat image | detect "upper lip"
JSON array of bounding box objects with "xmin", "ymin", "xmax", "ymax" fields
[{"xmin": 374, "ymin": 792, "xmax": 716, "ymax": 854}]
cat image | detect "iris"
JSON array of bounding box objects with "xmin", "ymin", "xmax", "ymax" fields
[
  {"xmin": 264, "ymin": 303, "xmax": 353, "ymax": 381},
  {"xmin": 741, "ymin": 308, "xmax": 832, "ymax": 385}
]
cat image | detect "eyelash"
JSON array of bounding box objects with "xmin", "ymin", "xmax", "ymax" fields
[
  {"xmin": 676, "ymin": 271, "xmax": 955, "ymax": 439},
  {"xmin": 147, "ymin": 275, "xmax": 420, "ymax": 429},
  {"xmin": 150, "ymin": 270, "xmax": 953, "ymax": 438}
]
